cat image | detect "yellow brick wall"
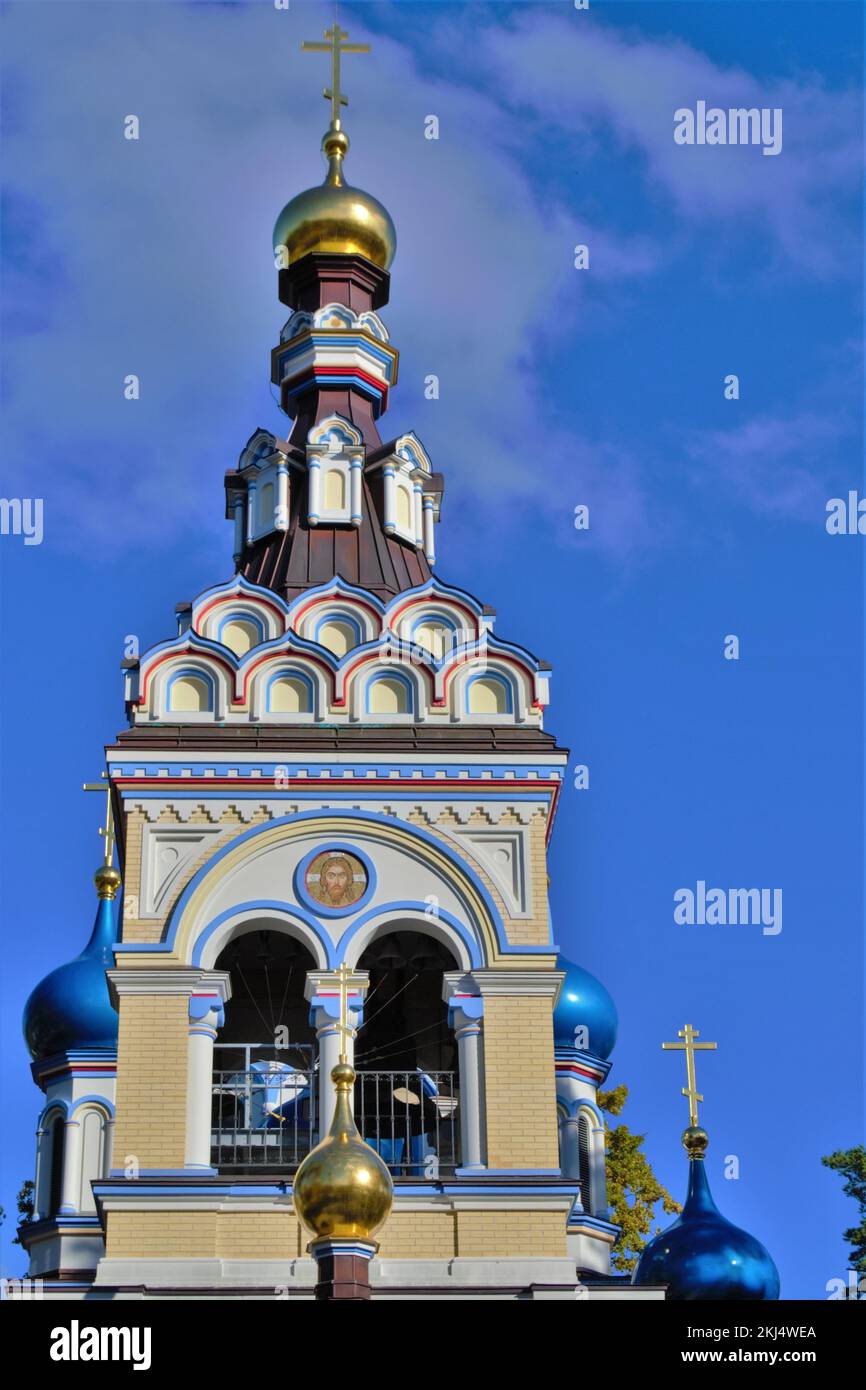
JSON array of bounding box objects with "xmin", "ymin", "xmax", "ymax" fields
[
  {"xmin": 104, "ymin": 1207, "xmax": 565, "ymax": 1261},
  {"xmin": 377, "ymin": 1211, "xmax": 458, "ymax": 1259},
  {"xmin": 482, "ymin": 995, "xmax": 560, "ymax": 1169},
  {"xmin": 216, "ymin": 1211, "xmax": 303, "ymax": 1259},
  {"xmin": 112, "ymin": 994, "xmax": 190, "ymax": 1168},
  {"xmin": 106, "ymin": 1211, "xmax": 217, "ymax": 1258},
  {"xmin": 457, "ymin": 1211, "xmax": 566, "ymax": 1258}
]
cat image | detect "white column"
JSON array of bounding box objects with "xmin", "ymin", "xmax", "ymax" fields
[
  {"xmin": 559, "ymin": 1116, "xmax": 584, "ymax": 1192},
  {"xmin": 413, "ymin": 481, "xmax": 423, "ymax": 547},
  {"xmin": 305, "ymin": 970, "xmax": 369, "ymax": 1137},
  {"xmin": 185, "ymin": 1000, "xmax": 224, "ymax": 1171},
  {"xmin": 349, "ymin": 458, "xmax": 362, "ymax": 527},
  {"xmin": 307, "ymin": 456, "xmax": 321, "ymax": 525},
  {"xmin": 233, "ymin": 497, "xmax": 245, "ymax": 561},
  {"xmin": 383, "ymin": 464, "xmax": 396, "ymax": 533},
  {"xmin": 245, "ymin": 482, "xmax": 258, "ymax": 544},
  {"xmin": 59, "ymin": 1117, "xmax": 83, "ymax": 1215},
  {"xmin": 447, "ymin": 995, "xmax": 485, "ymax": 1171},
  {"xmin": 33, "ymin": 1124, "xmax": 48, "ymax": 1220},
  {"xmin": 422, "ymin": 496, "xmax": 436, "ymax": 564},
  {"xmin": 275, "ymin": 463, "xmax": 289, "ymax": 531}
]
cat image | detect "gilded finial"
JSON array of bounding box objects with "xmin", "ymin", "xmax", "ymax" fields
[
  {"xmin": 83, "ymin": 774, "xmax": 122, "ymax": 896},
  {"xmin": 293, "ymin": 1057, "xmax": 393, "ymax": 1242},
  {"xmin": 302, "ymin": 24, "xmax": 370, "ymax": 186},
  {"xmin": 662, "ymin": 1023, "xmax": 718, "ymax": 1130},
  {"xmin": 273, "ymin": 23, "xmax": 396, "ymax": 269}
]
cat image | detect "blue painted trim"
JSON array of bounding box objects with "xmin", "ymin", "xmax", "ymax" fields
[
  {"xmin": 264, "ymin": 667, "xmax": 314, "ymax": 714},
  {"xmin": 334, "ymin": 901, "xmax": 482, "ymax": 970},
  {"xmin": 464, "ymin": 670, "xmax": 514, "ymax": 715},
  {"xmin": 38, "ymin": 1099, "xmax": 70, "ymax": 1122},
  {"xmin": 286, "ymin": 576, "xmax": 388, "ymax": 619},
  {"xmin": 363, "ymin": 667, "xmax": 415, "ymax": 716},
  {"xmin": 293, "ymin": 841, "xmax": 377, "ymax": 920},
  {"xmin": 216, "ymin": 610, "xmax": 266, "ymax": 647},
  {"xmin": 69, "ymin": 1095, "xmax": 115, "ymax": 1118},
  {"xmin": 186, "ymin": 901, "xmax": 329, "ymax": 969},
  {"xmin": 312, "ymin": 610, "xmax": 363, "ymax": 648},
  {"xmin": 166, "ymin": 665, "xmax": 216, "ymax": 713},
  {"xmin": 567, "ymin": 1210, "xmax": 620, "ymax": 1237},
  {"xmin": 93, "ymin": 1179, "xmax": 580, "ymax": 1199}
]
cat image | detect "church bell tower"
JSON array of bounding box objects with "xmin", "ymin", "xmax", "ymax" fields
[{"xmin": 20, "ymin": 25, "xmax": 626, "ymax": 1300}]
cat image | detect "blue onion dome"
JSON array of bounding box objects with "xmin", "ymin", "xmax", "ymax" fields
[
  {"xmin": 22, "ymin": 866, "xmax": 121, "ymax": 1061},
  {"xmin": 633, "ymin": 1127, "xmax": 780, "ymax": 1300},
  {"xmin": 553, "ymin": 954, "xmax": 618, "ymax": 1060}
]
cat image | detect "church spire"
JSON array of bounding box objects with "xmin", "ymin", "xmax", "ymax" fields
[{"xmin": 225, "ymin": 28, "xmax": 441, "ymax": 603}]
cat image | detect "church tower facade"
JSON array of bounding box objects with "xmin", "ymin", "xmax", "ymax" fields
[{"xmin": 20, "ymin": 28, "xmax": 634, "ymax": 1300}]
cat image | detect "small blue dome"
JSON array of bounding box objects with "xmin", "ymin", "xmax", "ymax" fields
[
  {"xmin": 22, "ymin": 894, "xmax": 119, "ymax": 1061},
  {"xmin": 633, "ymin": 1151, "xmax": 780, "ymax": 1300},
  {"xmin": 553, "ymin": 955, "xmax": 618, "ymax": 1059}
]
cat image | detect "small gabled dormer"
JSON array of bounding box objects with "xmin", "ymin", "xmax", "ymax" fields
[{"xmin": 306, "ymin": 415, "xmax": 365, "ymax": 528}]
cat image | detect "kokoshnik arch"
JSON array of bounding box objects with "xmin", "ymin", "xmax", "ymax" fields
[{"xmin": 19, "ymin": 22, "xmax": 779, "ymax": 1303}]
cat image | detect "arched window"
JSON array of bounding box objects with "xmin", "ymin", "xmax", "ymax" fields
[
  {"xmin": 258, "ymin": 481, "xmax": 275, "ymax": 529},
  {"xmin": 77, "ymin": 1108, "xmax": 109, "ymax": 1214},
  {"xmin": 323, "ymin": 469, "xmax": 346, "ymax": 510},
  {"xmin": 48, "ymin": 1114, "xmax": 65, "ymax": 1218},
  {"xmin": 366, "ymin": 675, "xmax": 412, "ymax": 715},
  {"xmin": 578, "ymin": 1113, "xmax": 592, "ymax": 1213},
  {"xmin": 166, "ymin": 670, "xmax": 214, "ymax": 713},
  {"xmin": 219, "ymin": 618, "xmax": 261, "ymax": 657},
  {"xmin": 266, "ymin": 671, "xmax": 313, "ymax": 714},
  {"xmin": 396, "ymin": 485, "xmax": 413, "ymax": 531},
  {"xmin": 466, "ymin": 674, "xmax": 512, "ymax": 715},
  {"xmin": 413, "ymin": 621, "xmax": 452, "ymax": 661},
  {"xmin": 317, "ymin": 619, "xmax": 357, "ymax": 657}
]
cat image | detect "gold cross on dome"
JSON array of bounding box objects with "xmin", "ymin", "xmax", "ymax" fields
[
  {"xmin": 302, "ymin": 24, "xmax": 370, "ymax": 127},
  {"xmin": 82, "ymin": 773, "xmax": 116, "ymax": 867},
  {"xmin": 335, "ymin": 960, "xmax": 354, "ymax": 1064},
  {"xmin": 662, "ymin": 1024, "xmax": 717, "ymax": 1128}
]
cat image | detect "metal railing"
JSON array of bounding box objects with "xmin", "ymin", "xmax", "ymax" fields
[
  {"xmin": 355, "ymin": 1070, "xmax": 459, "ymax": 1178},
  {"xmin": 211, "ymin": 1044, "xmax": 316, "ymax": 1172},
  {"xmin": 210, "ymin": 1049, "xmax": 459, "ymax": 1176}
]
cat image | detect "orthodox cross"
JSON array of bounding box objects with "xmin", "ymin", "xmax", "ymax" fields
[
  {"xmin": 82, "ymin": 773, "xmax": 116, "ymax": 867},
  {"xmin": 302, "ymin": 24, "xmax": 370, "ymax": 127},
  {"xmin": 335, "ymin": 961, "xmax": 355, "ymax": 1064},
  {"xmin": 662, "ymin": 1024, "xmax": 717, "ymax": 1128}
]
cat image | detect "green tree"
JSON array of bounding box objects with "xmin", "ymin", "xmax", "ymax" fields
[
  {"xmin": 12, "ymin": 1181, "xmax": 35, "ymax": 1246},
  {"xmin": 598, "ymin": 1083, "xmax": 681, "ymax": 1274},
  {"xmin": 821, "ymin": 1146, "xmax": 866, "ymax": 1274}
]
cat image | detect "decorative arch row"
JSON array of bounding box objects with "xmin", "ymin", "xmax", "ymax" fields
[{"xmin": 143, "ymin": 648, "xmax": 534, "ymax": 723}]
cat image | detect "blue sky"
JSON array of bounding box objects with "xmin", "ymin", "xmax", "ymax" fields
[{"xmin": 0, "ymin": 0, "xmax": 863, "ymax": 1298}]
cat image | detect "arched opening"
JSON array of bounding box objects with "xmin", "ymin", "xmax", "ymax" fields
[
  {"xmin": 47, "ymin": 1114, "xmax": 65, "ymax": 1218},
  {"xmin": 211, "ymin": 929, "xmax": 318, "ymax": 1174},
  {"xmin": 323, "ymin": 468, "xmax": 346, "ymax": 510},
  {"xmin": 354, "ymin": 928, "xmax": 460, "ymax": 1176},
  {"xmin": 396, "ymin": 484, "xmax": 413, "ymax": 531},
  {"xmin": 167, "ymin": 671, "xmax": 213, "ymax": 713},
  {"xmin": 467, "ymin": 674, "xmax": 512, "ymax": 715},
  {"xmin": 318, "ymin": 618, "xmax": 357, "ymax": 657},
  {"xmin": 366, "ymin": 674, "xmax": 411, "ymax": 715},
  {"xmin": 77, "ymin": 1108, "xmax": 109, "ymax": 1214},
  {"xmin": 266, "ymin": 672, "xmax": 312, "ymax": 714},
  {"xmin": 578, "ymin": 1112, "xmax": 593, "ymax": 1212},
  {"xmin": 220, "ymin": 617, "xmax": 261, "ymax": 657}
]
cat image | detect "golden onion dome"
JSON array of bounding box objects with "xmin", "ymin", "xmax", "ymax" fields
[
  {"xmin": 273, "ymin": 126, "xmax": 396, "ymax": 271},
  {"xmin": 293, "ymin": 1061, "xmax": 393, "ymax": 1241}
]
